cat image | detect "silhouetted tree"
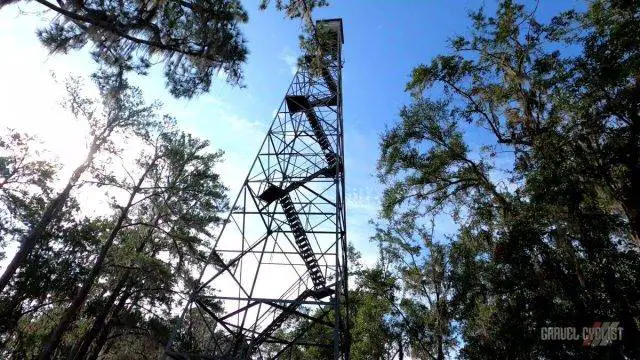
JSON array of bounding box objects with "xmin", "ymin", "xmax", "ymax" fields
[
  {"xmin": 378, "ymin": 0, "xmax": 640, "ymax": 358},
  {"xmin": 0, "ymin": 71, "xmax": 156, "ymax": 295},
  {"xmin": 0, "ymin": 0, "xmax": 249, "ymax": 98}
]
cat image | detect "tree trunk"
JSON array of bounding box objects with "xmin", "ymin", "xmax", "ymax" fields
[
  {"xmin": 72, "ymin": 157, "xmax": 184, "ymax": 359},
  {"xmin": 623, "ymin": 201, "xmax": 640, "ymax": 247},
  {"xmin": 39, "ymin": 159, "xmax": 154, "ymax": 360},
  {"xmin": 69, "ymin": 218, "xmax": 160, "ymax": 360},
  {"xmin": 435, "ymin": 288, "xmax": 444, "ymax": 360},
  {"xmin": 623, "ymin": 113, "xmax": 640, "ymax": 245},
  {"xmin": 625, "ymin": 77, "xmax": 640, "ymax": 245},
  {"xmin": 87, "ymin": 289, "xmax": 138, "ymax": 360},
  {"xmin": 68, "ymin": 276, "xmax": 130, "ymax": 360},
  {"xmin": 602, "ymin": 259, "xmax": 640, "ymax": 358},
  {"xmin": 0, "ymin": 141, "xmax": 99, "ymax": 294}
]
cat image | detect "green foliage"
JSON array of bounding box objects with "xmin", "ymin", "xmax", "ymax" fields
[
  {"xmin": 2, "ymin": 0, "xmax": 336, "ymax": 98},
  {"xmin": 259, "ymin": 0, "xmax": 329, "ymax": 19},
  {"xmin": 0, "ymin": 0, "xmax": 341, "ymax": 358},
  {"xmin": 0, "ymin": 74, "xmax": 230, "ymax": 359},
  {"xmin": 0, "ymin": 129, "xmax": 56, "ymax": 257},
  {"xmin": 2, "ymin": 0, "xmax": 250, "ymax": 98},
  {"xmin": 378, "ymin": 0, "xmax": 640, "ymax": 358},
  {"xmin": 3, "ymin": 0, "xmax": 640, "ymax": 358}
]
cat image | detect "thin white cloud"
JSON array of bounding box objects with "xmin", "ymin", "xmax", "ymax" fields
[{"xmin": 278, "ymin": 47, "xmax": 299, "ymax": 75}]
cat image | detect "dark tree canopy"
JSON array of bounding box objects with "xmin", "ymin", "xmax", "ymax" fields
[
  {"xmin": 3, "ymin": 0, "xmax": 640, "ymax": 358},
  {"xmin": 1, "ymin": 0, "xmax": 249, "ymax": 98},
  {"xmin": 376, "ymin": 0, "xmax": 640, "ymax": 358},
  {"xmin": 259, "ymin": 0, "xmax": 328, "ymax": 19},
  {"xmin": 0, "ymin": 75, "xmax": 231, "ymax": 358}
]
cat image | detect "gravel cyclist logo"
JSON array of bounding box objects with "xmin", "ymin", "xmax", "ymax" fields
[{"xmin": 540, "ymin": 322, "xmax": 623, "ymax": 347}]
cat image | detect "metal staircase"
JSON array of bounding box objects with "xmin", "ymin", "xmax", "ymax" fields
[
  {"xmin": 258, "ymin": 90, "xmax": 342, "ymax": 291},
  {"xmin": 249, "ymin": 290, "xmax": 311, "ymax": 350},
  {"xmin": 285, "ymin": 95, "xmax": 339, "ymax": 173},
  {"xmin": 279, "ymin": 195, "xmax": 325, "ymax": 288},
  {"xmin": 248, "ymin": 286, "xmax": 334, "ymax": 352},
  {"xmin": 166, "ymin": 18, "xmax": 347, "ymax": 360}
]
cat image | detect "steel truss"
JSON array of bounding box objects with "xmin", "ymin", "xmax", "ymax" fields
[{"xmin": 166, "ymin": 19, "xmax": 348, "ymax": 360}]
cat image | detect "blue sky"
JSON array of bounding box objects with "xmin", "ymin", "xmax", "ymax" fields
[{"xmin": 0, "ymin": 0, "xmax": 583, "ymax": 265}]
